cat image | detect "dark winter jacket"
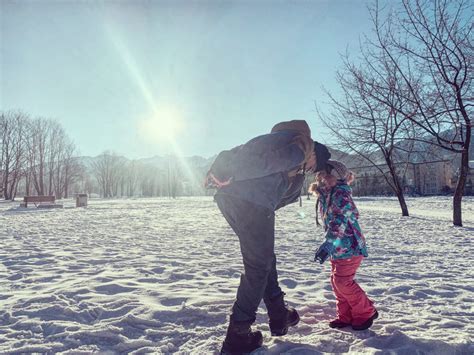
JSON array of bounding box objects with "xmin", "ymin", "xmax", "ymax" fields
[{"xmin": 210, "ymin": 129, "xmax": 309, "ymax": 211}]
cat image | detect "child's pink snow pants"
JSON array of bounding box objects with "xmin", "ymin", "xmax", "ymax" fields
[{"xmin": 330, "ymin": 256, "xmax": 376, "ymax": 325}]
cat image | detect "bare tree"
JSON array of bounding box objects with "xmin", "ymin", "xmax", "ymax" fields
[
  {"xmin": 168, "ymin": 157, "xmax": 181, "ymax": 199},
  {"xmin": 125, "ymin": 160, "xmax": 140, "ymax": 197},
  {"xmin": 112, "ymin": 161, "xmax": 125, "ymax": 197},
  {"xmin": 318, "ymin": 51, "xmax": 418, "ymax": 216},
  {"xmin": 75, "ymin": 169, "xmax": 96, "ymax": 197},
  {"xmin": 138, "ymin": 166, "xmax": 157, "ymax": 197},
  {"xmin": 366, "ymin": 0, "xmax": 473, "ymax": 226},
  {"xmin": 0, "ymin": 111, "xmax": 29, "ymax": 200},
  {"xmin": 59, "ymin": 141, "xmax": 82, "ymax": 198},
  {"xmin": 92, "ymin": 151, "xmax": 123, "ymax": 198},
  {"xmin": 47, "ymin": 123, "xmax": 63, "ymax": 196},
  {"xmin": 22, "ymin": 117, "xmax": 81, "ymax": 199},
  {"xmin": 26, "ymin": 118, "xmax": 54, "ymax": 196}
]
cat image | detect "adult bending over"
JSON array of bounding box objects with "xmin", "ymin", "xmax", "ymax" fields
[{"xmin": 205, "ymin": 120, "xmax": 331, "ymax": 354}]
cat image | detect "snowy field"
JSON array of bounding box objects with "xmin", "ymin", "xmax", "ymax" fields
[{"xmin": 0, "ymin": 195, "xmax": 473, "ymax": 354}]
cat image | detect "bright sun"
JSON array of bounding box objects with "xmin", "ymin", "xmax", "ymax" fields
[{"xmin": 138, "ymin": 107, "xmax": 185, "ymax": 143}]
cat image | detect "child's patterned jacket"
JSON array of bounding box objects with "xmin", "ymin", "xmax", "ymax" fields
[{"xmin": 318, "ymin": 181, "xmax": 368, "ymax": 260}]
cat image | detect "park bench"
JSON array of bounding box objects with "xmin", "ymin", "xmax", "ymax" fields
[{"xmin": 21, "ymin": 195, "xmax": 56, "ymax": 208}]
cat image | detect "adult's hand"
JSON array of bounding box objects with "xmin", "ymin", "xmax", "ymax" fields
[{"xmin": 204, "ymin": 171, "xmax": 232, "ymax": 189}]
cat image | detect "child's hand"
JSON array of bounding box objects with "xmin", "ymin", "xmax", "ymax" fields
[{"xmin": 314, "ymin": 240, "xmax": 335, "ymax": 264}]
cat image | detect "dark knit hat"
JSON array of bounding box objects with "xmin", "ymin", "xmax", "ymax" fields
[{"xmin": 313, "ymin": 141, "xmax": 331, "ymax": 172}]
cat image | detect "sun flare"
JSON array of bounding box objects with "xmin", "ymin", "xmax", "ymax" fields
[{"xmin": 138, "ymin": 107, "xmax": 185, "ymax": 143}]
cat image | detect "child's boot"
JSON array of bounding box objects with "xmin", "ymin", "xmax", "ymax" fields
[{"xmin": 352, "ymin": 310, "xmax": 379, "ymax": 331}]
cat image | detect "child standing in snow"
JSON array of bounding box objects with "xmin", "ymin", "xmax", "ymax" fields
[{"xmin": 309, "ymin": 160, "xmax": 378, "ymax": 330}]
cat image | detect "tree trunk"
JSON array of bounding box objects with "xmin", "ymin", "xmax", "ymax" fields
[
  {"xmin": 386, "ymin": 158, "xmax": 409, "ymax": 216},
  {"xmin": 12, "ymin": 180, "xmax": 19, "ymax": 201},
  {"xmin": 32, "ymin": 168, "xmax": 41, "ymax": 196},
  {"xmin": 453, "ymin": 149, "xmax": 469, "ymax": 227},
  {"xmin": 8, "ymin": 171, "xmax": 19, "ymax": 201},
  {"xmin": 395, "ymin": 189, "xmax": 409, "ymax": 217},
  {"xmin": 393, "ymin": 172, "xmax": 409, "ymax": 217},
  {"xmin": 3, "ymin": 167, "xmax": 9, "ymax": 199},
  {"xmin": 39, "ymin": 162, "xmax": 44, "ymax": 195},
  {"xmin": 48, "ymin": 170, "xmax": 53, "ymax": 196},
  {"xmin": 63, "ymin": 169, "xmax": 69, "ymax": 199},
  {"xmin": 25, "ymin": 172, "xmax": 31, "ymax": 196}
]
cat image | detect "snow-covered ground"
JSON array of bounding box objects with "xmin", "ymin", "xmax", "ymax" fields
[{"xmin": 0, "ymin": 196, "xmax": 473, "ymax": 354}]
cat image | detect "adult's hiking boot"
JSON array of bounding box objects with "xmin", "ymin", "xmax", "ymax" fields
[
  {"xmin": 265, "ymin": 292, "xmax": 300, "ymax": 336},
  {"xmin": 352, "ymin": 310, "xmax": 379, "ymax": 331},
  {"xmin": 220, "ymin": 318, "xmax": 263, "ymax": 355}
]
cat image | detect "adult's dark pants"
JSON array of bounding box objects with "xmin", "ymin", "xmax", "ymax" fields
[{"xmin": 215, "ymin": 194, "xmax": 283, "ymax": 323}]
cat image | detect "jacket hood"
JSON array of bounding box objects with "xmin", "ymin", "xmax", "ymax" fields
[{"xmin": 270, "ymin": 120, "xmax": 311, "ymax": 137}]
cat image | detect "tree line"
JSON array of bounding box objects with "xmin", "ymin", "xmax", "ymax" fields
[
  {"xmin": 0, "ymin": 111, "xmax": 80, "ymax": 200},
  {"xmin": 85, "ymin": 152, "xmax": 205, "ymax": 198},
  {"xmin": 0, "ymin": 112, "xmax": 206, "ymax": 201}
]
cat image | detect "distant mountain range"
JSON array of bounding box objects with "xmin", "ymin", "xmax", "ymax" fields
[
  {"xmin": 78, "ymin": 130, "xmax": 472, "ymax": 176},
  {"xmin": 77, "ymin": 154, "xmax": 214, "ymax": 171},
  {"xmin": 137, "ymin": 155, "xmax": 215, "ymax": 171}
]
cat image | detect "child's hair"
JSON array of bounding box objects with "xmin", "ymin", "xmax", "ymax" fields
[
  {"xmin": 308, "ymin": 170, "xmax": 356, "ymax": 196},
  {"xmin": 308, "ymin": 181, "xmax": 319, "ymax": 196},
  {"xmin": 346, "ymin": 171, "xmax": 355, "ymax": 185},
  {"xmin": 309, "ymin": 168, "xmax": 355, "ymax": 227}
]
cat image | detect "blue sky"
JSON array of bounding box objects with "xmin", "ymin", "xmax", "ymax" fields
[{"xmin": 1, "ymin": 0, "xmax": 373, "ymax": 159}]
